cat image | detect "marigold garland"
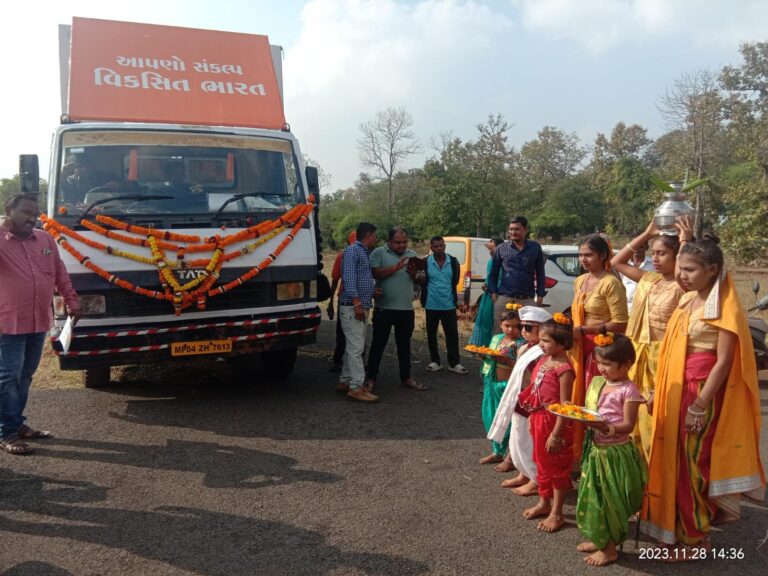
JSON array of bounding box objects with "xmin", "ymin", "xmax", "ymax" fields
[
  {"xmin": 40, "ymin": 199, "xmax": 315, "ymax": 315},
  {"xmin": 505, "ymin": 302, "xmax": 522, "ymax": 311}
]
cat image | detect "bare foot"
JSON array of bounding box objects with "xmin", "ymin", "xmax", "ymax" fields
[
  {"xmin": 512, "ymin": 479, "xmax": 538, "ymax": 496},
  {"xmin": 501, "ymin": 473, "xmax": 527, "ymax": 488},
  {"xmin": 479, "ymin": 454, "xmax": 504, "ymax": 465},
  {"xmin": 523, "ymin": 500, "xmax": 551, "ymax": 520},
  {"xmin": 537, "ymin": 513, "xmax": 565, "ymax": 533},
  {"xmin": 584, "ymin": 543, "xmax": 617, "ymax": 566},
  {"xmin": 577, "ymin": 542, "xmax": 599, "ymax": 553},
  {"xmin": 494, "ymin": 459, "xmax": 515, "ymax": 473}
]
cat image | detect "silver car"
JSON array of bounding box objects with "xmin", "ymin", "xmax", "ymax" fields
[{"xmin": 540, "ymin": 245, "xmax": 582, "ymax": 313}]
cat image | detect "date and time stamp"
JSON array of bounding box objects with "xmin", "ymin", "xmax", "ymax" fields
[{"xmin": 638, "ymin": 546, "xmax": 746, "ymax": 561}]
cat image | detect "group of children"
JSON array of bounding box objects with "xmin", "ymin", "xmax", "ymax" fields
[{"xmin": 477, "ymin": 304, "xmax": 645, "ymax": 567}]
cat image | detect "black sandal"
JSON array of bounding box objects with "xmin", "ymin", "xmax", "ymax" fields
[{"xmin": 0, "ymin": 435, "xmax": 33, "ymax": 455}]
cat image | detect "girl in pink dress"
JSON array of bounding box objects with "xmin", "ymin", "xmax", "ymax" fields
[{"xmin": 577, "ymin": 333, "xmax": 646, "ymax": 567}]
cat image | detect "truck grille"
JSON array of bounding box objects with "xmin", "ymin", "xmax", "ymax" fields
[{"xmin": 105, "ymin": 283, "xmax": 269, "ymax": 316}]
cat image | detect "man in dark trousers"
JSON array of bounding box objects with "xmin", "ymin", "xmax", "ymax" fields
[
  {"xmin": 487, "ymin": 215, "xmax": 546, "ymax": 331},
  {"xmin": 364, "ymin": 227, "xmax": 425, "ymax": 392},
  {"xmin": 422, "ymin": 236, "xmax": 467, "ymax": 375}
]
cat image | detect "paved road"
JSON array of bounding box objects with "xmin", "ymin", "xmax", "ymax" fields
[{"xmin": 1, "ymin": 321, "xmax": 766, "ymax": 576}]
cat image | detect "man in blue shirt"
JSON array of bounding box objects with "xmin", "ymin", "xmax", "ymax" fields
[
  {"xmin": 338, "ymin": 222, "xmax": 379, "ymax": 402},
  {"xmin": 422, "ymin": 236, "xmax": 468, "ymax": 375},
  {"xmin": 487, "ymin": 216, "xmax": 546, "ymax": 330}
]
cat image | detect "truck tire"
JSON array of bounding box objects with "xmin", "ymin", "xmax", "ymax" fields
[
  {"xmin": 83, "ymin": 366, "xmax": 111, "ymax": 388},
  {"xmin": 261, "ymin": 347, "xmax": 297, "ymax": 380}
]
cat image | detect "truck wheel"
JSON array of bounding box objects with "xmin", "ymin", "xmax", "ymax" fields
[
  {"xmin": 261, "ymin": 347, "xmax": 298, "ymax": 380},
  {"xmin": 83, "ymin": 366, "xmax": 111, "ymax": 388}
]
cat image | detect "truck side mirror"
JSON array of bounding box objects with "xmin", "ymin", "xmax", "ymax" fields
[
  {"xmin": 305, "ymin": 166, "xmax": 319, "ymax": 197},
  {"xmin": 19, "ymin": 155, "xmax": 40, "ymax": 193}
]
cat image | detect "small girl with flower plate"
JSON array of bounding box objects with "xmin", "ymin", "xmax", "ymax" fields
[
  {"xmin": 576, "ymin": 333, "xmax": 647, "ymax": 567},
  {"xmin": 517, "ymin": 313, "xmax": 575, "ymax": 532}
]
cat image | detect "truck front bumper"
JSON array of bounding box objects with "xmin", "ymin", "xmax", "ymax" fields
[{"xmin": 51, "ymin": 308, "xmax": 321, "ymax": 370}]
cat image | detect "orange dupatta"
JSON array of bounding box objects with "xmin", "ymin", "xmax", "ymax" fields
[
  {"xmin": 568, "ymin": 274, "xmax": 588, "ymax": 460},
  {"xmin": 643, "ymin": 273, "xmax": 765, "ymax": 544}
]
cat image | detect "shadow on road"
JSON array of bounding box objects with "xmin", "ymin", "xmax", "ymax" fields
[
  {"xmin": 1, "ymin": 562, "xmax": 73, "ymax": 576},
  {"xmin": 0, "ymin": 469, "xmax": 428, "ymax": 576},
  {"xmin": 35, "ymin": 438, "xmax": 342, "ymax": 489},
  {"xmin": 100, "ymin": 380, "xmax": 481, "ymax": 441},
  {"xmin": 69, "ymin": 319, "xmax": 484, "ymax": 442}
]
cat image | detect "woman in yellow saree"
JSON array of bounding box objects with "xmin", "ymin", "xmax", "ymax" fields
[
  {"xmin": 610, "ymin": 220, "xmax": 684, "ymax": 462},
  {"xmin": 570, "ymin": 234, "xmax": 628, "ymax": 461},
  {"xmin": 644, "ymin": 235, "xmax": 765, "ymax": 557}
]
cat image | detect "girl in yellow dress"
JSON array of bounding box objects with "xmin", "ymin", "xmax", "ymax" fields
[
  {"xmin": 644, "ymin": 232, "xmax": 765, "ymax": 558},
  {"xmin": 610, "ymin": 220, "xmax": 684, "ymax": 461}
]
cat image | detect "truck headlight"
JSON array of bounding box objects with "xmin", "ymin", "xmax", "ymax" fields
[{"xmin": 276, "ymin": 282, "xmax": 304, "ymax": 301}]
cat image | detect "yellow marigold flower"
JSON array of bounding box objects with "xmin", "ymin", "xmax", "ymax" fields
[
  {"xmin": 594, "ymin": 333, "xmax": 615, "ymax": 347},
  {"xmin": 553, "ymin": 312, "xmax": 571, "ymax": 325},
  {"xmin": 506, "ymin": 302, "xmax": 522, "ymax": 311}
]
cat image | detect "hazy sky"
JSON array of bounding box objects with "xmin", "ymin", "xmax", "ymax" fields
[{"xmin": 3, "ymin": 0, "xmax": 767, "ymax": 191}]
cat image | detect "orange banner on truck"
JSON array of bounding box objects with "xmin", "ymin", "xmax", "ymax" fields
[{"xmin": 68, "ymin": 17, "xmax": 286, "ymax": 129}]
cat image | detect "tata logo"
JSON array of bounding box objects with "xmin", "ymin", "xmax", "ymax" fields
[{"xmin": 174, "ymin": 269, "xmax": 208, "ymax": 281}]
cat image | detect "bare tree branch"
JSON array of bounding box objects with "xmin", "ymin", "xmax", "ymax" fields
[{"xmin": 358, "ymin": 107, "xmax": 421, "ymax": 212}]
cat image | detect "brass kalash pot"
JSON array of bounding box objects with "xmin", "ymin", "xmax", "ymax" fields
[{"xmin": 653, "ymin": 182, "xmax": 695, "ymax": 235}]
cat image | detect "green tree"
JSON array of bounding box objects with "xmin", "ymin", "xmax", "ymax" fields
[
  {"xmin": 529, "ymin": 175, "xmax": 605, "ymax": 241},
  {"xmin": 717, "ymin": 41, "xmax": 768, "ymax": 260},
  {"xmin": 592, "ymin": 122, "xmax": 652, "ymax": 176},
  {"xmin": 601, "ymin": 158, "xmax": 658, "ymax": 235},
  {"xmin": 517, "ymin": 126, "xmax": 587, "ymax": 190},
  {"xmin": 721, "ymin": 41, "xmax": 768, "ymax": 181},
  {"xmin": 0, "ymin": 174, "xmax": 48, "ymax": 210},
  {"xmin": 425, "ymin": 115, "xmax": 516, "ymax": 237}
]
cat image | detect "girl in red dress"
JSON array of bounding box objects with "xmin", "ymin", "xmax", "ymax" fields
[{"xmin": 518, "ymin": 314, "xmax": 575, "ymax": 533}]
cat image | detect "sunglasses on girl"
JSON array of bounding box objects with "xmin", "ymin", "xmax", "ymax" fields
[{"xmin": 521, "ymin": 324, "xmax": 538, "ymax": 332}]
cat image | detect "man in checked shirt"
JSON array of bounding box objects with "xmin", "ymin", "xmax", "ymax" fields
[
  {"xmin": 336, "ymin": 222, "xmax": 379, "ymax": 402},
  {"xmin": 0, "ymin": 194, "xmax": 80, "ymax": 455}
]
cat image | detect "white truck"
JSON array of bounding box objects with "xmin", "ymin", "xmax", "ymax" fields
[{"xmin": 20, "ymin": 17, "xmax": 323, "ymax": 387}]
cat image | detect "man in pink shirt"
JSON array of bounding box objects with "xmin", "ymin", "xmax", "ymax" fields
[{"xmin": 0, "ymin": 194, "xmax": 80, "ymax": 455}]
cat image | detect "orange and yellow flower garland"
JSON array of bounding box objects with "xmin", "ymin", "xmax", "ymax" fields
[{"xmin": 40, "ymin": 198, "xmax": 315, "ymax": 315}]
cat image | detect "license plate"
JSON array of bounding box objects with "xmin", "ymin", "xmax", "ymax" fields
[{"xmin": 170, "ymin": 340, "xmax": 233, "ymax": 357}]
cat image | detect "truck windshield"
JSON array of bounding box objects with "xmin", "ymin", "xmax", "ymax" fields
[{"xmin": 55, "ymin": 130, "xmax": 303, "ymax": 217}]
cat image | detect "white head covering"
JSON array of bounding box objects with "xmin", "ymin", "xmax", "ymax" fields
[{"xmin": 518, "ymin": 306, "xmax": 553, "ymax": 324}]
